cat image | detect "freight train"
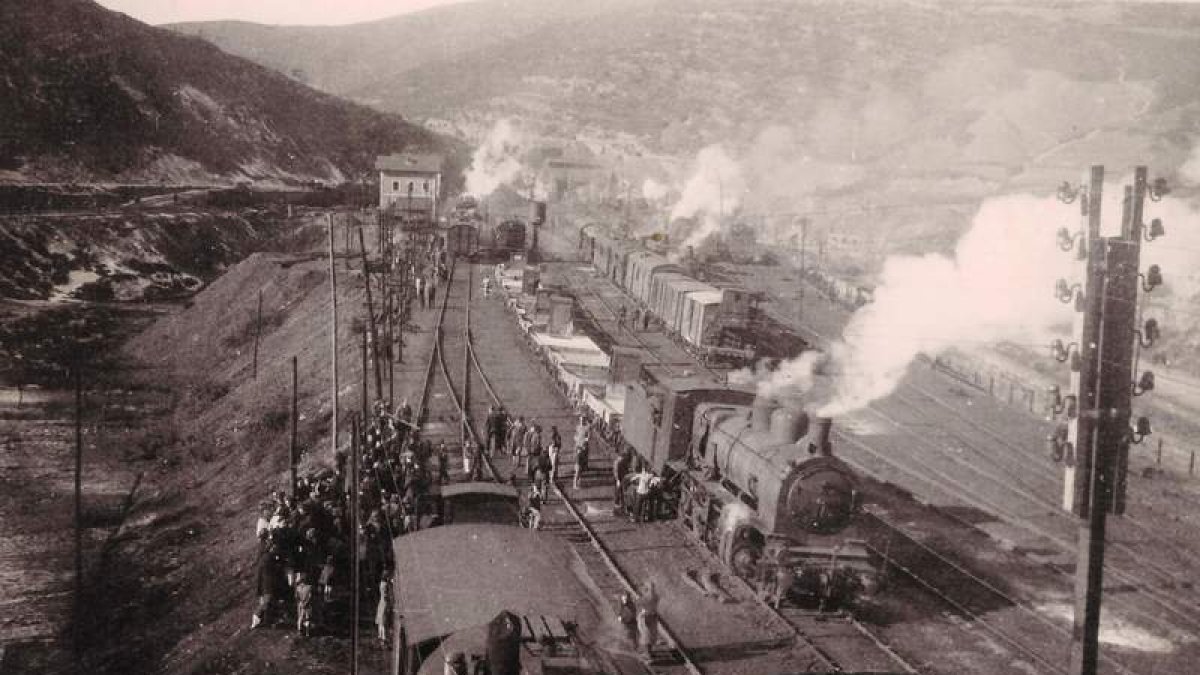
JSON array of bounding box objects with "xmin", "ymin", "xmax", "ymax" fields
[
  {"xmin": 579, "ymin": 225, "xmax": 759, "ymax": 365},
  {"xmin": 621, "ymin": 364, "xmax": 878, "ymax": 609}
]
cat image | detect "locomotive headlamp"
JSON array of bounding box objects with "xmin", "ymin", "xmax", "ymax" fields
[
  {"xmin": 1141, "ymin": 265, "xmax": 1163, "ymax": 292},
  {"xmin": 1145, "ymin": 218, "xmax": 1165, "ymax": 241},
  {"xmin": 1133, "ymin": 371, "xmax": 1155, "ymax": 396}
]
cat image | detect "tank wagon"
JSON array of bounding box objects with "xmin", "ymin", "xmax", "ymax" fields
[
  {"xmin": 580, "ymin": 227, "xmax": 758, "ymax": 364},
  {"xmin": 621, "ymin": 365, "xmax": 878, "ymax": 608}
]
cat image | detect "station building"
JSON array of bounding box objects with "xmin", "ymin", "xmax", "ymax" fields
[{"xmin": 376, "ymin": 153, "xmax": 444, "ymax": 225}]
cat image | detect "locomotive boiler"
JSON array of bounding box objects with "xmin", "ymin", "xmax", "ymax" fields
[{"xmin": 622, "ymin": 366, "xmax": 878, "ymax": 608}]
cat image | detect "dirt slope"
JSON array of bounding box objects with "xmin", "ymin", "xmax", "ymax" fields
[{"xmin": 84, "ymin": 233, "xmax": 389, "ymax": 674}]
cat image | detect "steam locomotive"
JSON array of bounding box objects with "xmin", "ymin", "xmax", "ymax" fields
[
  {"xmin": 622, "ymin": 365, "xmax": 878, "ymax": 608},
  {"xmin": 494, "ymin": 219, "xmax": 528, "ymax": 254}
]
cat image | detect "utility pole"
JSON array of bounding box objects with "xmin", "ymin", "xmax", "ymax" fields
[
  {"xmin": 798, "ymin": 217, "xmax": 809, "ymax": 320},
  {"xmin": 1062, "ymin": 166, "xmax": 1105, "ymax": 515},
  {"xmin": 289, "ymin": 355, "xmax": 298, "ymax": 497},
  {"xmin": 328, "ymin": 214, "xmax": 339, "ymax": 462},
  {"xmin": 357, "ymin": 228, "xmax": 384, "ymax": 404},
  {"xmin": 349, "ymin": 415, "xmax": 360, "ymax": 675},
  {"xmin": 73, "ymin": 364, "xmax": 83, "ymax": 668},
  {"xmin": 253, "ymin": 290, "xmax": 263, "ymax": 380},
  {"xmin": 1060, "ymin": 166, "xmax": 1159, "ymax": 675}
]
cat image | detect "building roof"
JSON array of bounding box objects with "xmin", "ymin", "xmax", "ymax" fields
[
  {"xmin": 376, "ymin": 153, "xmax": 444, "ymax": 174},
  {"xmin": 393, "ymin": 524, "xmax": 600, "ymax": 644}
]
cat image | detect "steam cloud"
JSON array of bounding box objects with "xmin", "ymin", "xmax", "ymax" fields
[
  {"xmin": 670, "ymin": 145, "xmax": 745, "ymax": 251},
  {"xmin": 1180, "ymin": 142, "xmax": 1200, "ymax": 186},
  {"xmin": 642, "ymin": 177, "xmax": 669, "ymax": 202},
  {"xmin": 465, "ymin": 119, "xmax": 526, "ymax": 197},
  {"xmin": 748, "ymin": 195, "xmax": 1079, "ymax": 415}
]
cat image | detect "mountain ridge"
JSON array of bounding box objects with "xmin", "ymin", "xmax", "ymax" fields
[{"xmin": 0, "ymin": 0, "xmax": 465, "ymax": 185}]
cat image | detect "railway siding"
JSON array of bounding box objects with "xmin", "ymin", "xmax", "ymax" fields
[{"xmin": 465, "ymin": 262, "xmax": 914, "ymax": 674}]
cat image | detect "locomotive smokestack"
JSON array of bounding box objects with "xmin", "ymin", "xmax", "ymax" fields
[{"xmin": 813, "ymin": 417, "xmax": 833, "ymax": 456}]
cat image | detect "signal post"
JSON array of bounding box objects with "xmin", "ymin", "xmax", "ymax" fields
[{"xmin": 1052, "ymin": 166, "xmax": 1163, "ymax": 675}]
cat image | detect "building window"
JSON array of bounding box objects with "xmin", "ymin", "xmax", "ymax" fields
[
  {"xmin": 423, "ymin": 180, "xmax": 430, "ymax": 194},
  {"xmin": 392, "ymin": 181, "xmax": 399, "ymax": 191}
]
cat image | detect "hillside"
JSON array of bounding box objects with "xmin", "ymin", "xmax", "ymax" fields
[
  {"xmin": 0, "ymin": 0, "xmax": 463, "ymax": 185},
  {"xmin": 170, "ymin": 0, "xmax": 1200, "ymax": 230}
]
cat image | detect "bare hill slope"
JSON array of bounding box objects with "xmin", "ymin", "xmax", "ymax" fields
[{"xmin": 0, "ymin": 0, "xmax": 459, "ymax": 184}]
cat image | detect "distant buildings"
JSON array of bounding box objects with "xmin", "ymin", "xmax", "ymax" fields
[{"xmin": 376, "ymin": 153, "xmax": 443, "ymax": 224}]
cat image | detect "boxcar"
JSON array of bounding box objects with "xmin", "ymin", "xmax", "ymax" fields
[
  {"xmin": 626, "ymin": 252, "xmax": 679, "ymax": 307},
  {"xmin": 680, "ymin": 289, "xmax": 724, "ymax": 348}
]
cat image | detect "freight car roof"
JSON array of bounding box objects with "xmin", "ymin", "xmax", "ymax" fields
[
  {"xmin": 687, "ymin": 290, "xmax": 724, "ymax": 305},
  {"xmin": 393, "ymin": 524, "xmax": 599, "ymax": 644},
  {"xmin": 639, "ymin": 363, "xmax": 756, "ymax": 395}
]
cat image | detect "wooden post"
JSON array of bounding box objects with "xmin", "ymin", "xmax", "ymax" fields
[
  {"xmin": 350, "ymin": 415, "xmax": 360, "ymax": 675},
  {"xmin": 358, "ymin": 228, "xmax": 384, "ymax": 404},
  {"xmin": 290, "ymin": 355, "xmax": 298, "ymax": 497},
  {"xmin": 361, "ymin": 328, "xmax": 369, "ymax": 423},
  {"xmin": 253, "ymin": 290, "xmax": 263, "ymax": 379},
  {"xmin": 1157, "ymin": 438, "xmax": 1163, "ymax": 467},
  {"xmin": 1190, "ymin": 450, "xmax": 1195, "ymax": 477},
  {"xmin": 328, "ymin": 214, "xmax": 339, "ymax": 462},
  {"xmin": 73, "ymin": 365, "xmax": 83, "ymax": 665}
]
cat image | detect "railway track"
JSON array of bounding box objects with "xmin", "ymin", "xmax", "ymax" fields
[
  {"xmin": 559, "ymin": 265, "xmax": 1152, "ymax": 672},
  {"xmin": 464, "ymin": 263, "xmax": 917, "ymax": 674},
  {"xmin": 756, "ymin": 295, "xmax": 1198, "ymax": 672}
]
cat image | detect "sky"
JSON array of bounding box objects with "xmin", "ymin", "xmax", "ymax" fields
[{"xmin": 95, "ymin": 0, "xmax": 473, "ymax": 26}]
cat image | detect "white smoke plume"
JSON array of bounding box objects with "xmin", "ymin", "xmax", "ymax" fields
[
  {"xmin": 1180, "ymin": 142, "xmax": 1200, "ymax": 186},
  {"xmin": 748, "ymin": 194, "xmax": 1078, "ymax": 415},
  {"xmin": 670, "ymin": 145, "xmax": 745, "ymax": 250},
  {"xmin": 465, "ymin": 119, "xmax": 526, "ymax": 197},
  {"xmin": 642, "ymin": 177, "xmax": 669, "ymax": 202}
]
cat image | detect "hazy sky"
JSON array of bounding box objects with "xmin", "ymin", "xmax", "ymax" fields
[{"xmin": 96, "ymin": 0, "xmax": 473, "ymax": 26}]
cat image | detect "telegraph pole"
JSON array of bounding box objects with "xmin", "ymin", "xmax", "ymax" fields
[
  {"xmin": 1062, "ymin": 166, "xmax": 1105, "ymax": 515},
  {"xmin": 357, "ymin": 228, "xmax": 384, "ymax": 403},
  {"xmin": 798, "ymin": 217, "xmax": 809, "ymax": 319},
  {"xmin": 289, "ymin": 355, "xmax": 298, "ymax": 496},
  {"xmin": 1061, "ymin": 166, "xmax": 1158, "ymax": 674},
  {"xmin": 328, "ymin": 214, "xmax": 339, "ymax": 462}
]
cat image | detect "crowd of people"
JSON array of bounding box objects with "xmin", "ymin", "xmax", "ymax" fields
[
  {"xmin": 252, "ymin": 399, "xmax": 446, "ymax": 641},
  {"xmin": 249, "ymin": 238, "xmax": 673, "ymax": 660}
]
